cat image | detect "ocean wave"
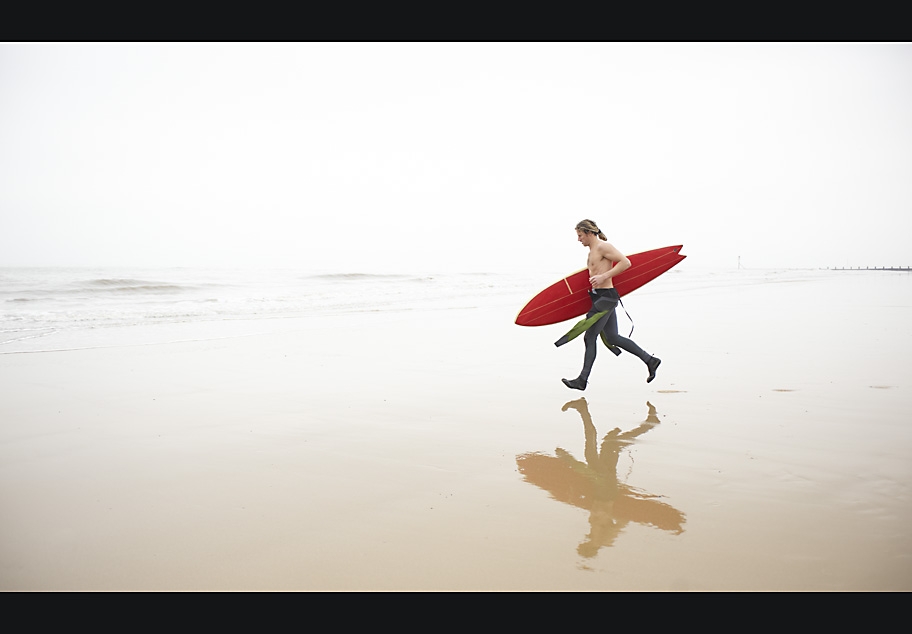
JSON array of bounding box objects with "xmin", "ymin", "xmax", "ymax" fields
[
  {"xmin": 81, "ymin": 279, "xmax": 189, "ymax": 293},
  {"xmin": 87, "ymin": 278, "xmax": 155, "ymax": 286},
  {"xmin": 305, "ymin": 273, "xmax": 411, "ymax": 281},
  {"xmin": 0, "ymin": 328, "xmax": 56, "ymax": 345},
  {"xmin": 304, "ymin": 272, "xmax": 495, "ymax": 284},
  {"xmin": 108, "ymin": 284, "xmax": 187, "ymax": 294}
]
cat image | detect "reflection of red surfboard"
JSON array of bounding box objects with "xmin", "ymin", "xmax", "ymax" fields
[{"xmin": 515, "ymin": 245, "xmax": 686, "ymax": 326}]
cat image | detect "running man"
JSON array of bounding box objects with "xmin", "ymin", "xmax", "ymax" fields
[{"xmin": 555, "ymin": 219, "xmax": 661, "ymax": 390}]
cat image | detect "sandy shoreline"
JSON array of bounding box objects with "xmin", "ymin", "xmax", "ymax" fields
[{"xmin": 1, "ymin": 270, "xmax": 910, "ymax": 591}]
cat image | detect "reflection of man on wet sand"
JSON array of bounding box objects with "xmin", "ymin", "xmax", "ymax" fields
[{"xmin": 516, "ymin": 399, "xmax": 685, "ymax": 558}]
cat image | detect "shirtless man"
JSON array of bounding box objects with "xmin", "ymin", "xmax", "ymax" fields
[{"xmin": 556, "ymin": 219, "xmax": 661, "ymax": 391}]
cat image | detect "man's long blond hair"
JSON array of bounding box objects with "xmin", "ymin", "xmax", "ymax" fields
[{"xmin": 576, "ymin": 219, "xmax": 606, "ymax": 241}]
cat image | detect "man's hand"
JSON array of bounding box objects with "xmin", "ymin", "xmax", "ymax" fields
[{"xmin": 589, "ymin": 272, "xmax": 608, "ymax": 287}]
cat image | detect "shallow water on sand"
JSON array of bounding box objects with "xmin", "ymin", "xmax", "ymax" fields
[{"xmin": 1, "ymin": 267, "xmax": 910, "ymax": 590}]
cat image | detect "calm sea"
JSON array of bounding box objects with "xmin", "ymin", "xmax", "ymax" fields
[
  {"xmin": 0, "ymin": 265, "xmax": 874, "ymax": 355},
  {"xmin": 0, "ymin": 267, "xmax": 540, "ymax": 354}
]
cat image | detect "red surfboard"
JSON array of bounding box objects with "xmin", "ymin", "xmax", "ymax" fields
[{"xmin": 515, "ymin": 245, "xmax": 686, "ymax": 326}]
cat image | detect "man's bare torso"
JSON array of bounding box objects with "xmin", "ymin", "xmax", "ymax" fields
[{"xmin": 588, "ymin": 247, "xmax": 615, "ymax": 289}]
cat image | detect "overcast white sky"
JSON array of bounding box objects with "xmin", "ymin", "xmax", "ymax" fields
[{"xmin": 1, "ymin": 43, "xmax": 910, "ymax": 273}]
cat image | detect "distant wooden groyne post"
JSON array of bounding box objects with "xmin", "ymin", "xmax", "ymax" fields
[{"xmin": 825, "ymin": 266, "xmax": 912, "ymax": 271}]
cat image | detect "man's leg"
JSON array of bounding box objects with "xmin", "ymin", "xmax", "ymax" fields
[
  {"xmin": 563, "ymin": 310, "xmax": 613, "ymax": 390},
  {"xmin": 601, "ymin": 310, "xmax": 662, "ymax": 383}
]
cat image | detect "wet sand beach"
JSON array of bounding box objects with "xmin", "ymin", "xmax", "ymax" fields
[{"xmin": 1, "ymin": 268, "xmax": 910, "ymax": 591}]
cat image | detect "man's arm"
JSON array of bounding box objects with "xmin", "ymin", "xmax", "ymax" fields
[{"xmin": 589, "ymin": 242, "xmax": 631, "ymax": 286}]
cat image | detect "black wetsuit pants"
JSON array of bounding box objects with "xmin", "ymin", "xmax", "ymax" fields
[{"xmin": 578, "ymin": 288, "xmax": 651, "ymax": 381}]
